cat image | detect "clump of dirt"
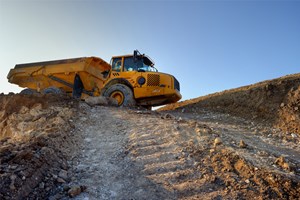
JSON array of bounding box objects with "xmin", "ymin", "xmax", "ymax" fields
[
  {"xmin": 161, "ymin": 73, "xmax": 300, "ymax": 135},
  {"xmin": 0, "ymin": 93, "xmax": 78, "ymax": 199}
]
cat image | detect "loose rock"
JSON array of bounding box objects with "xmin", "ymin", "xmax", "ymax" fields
[
  {"xmin": 85, "ymin": 96, "xmax": 118, "ymax": 106},
  {"xmin": 56, "ymin": 177, "xmax": 66, "ymax": 183},
  {"xmin": 214, "ymin": 137, "xmax": 222, "ymax": 146},
  {"xmin": 239, "ymin": 140, "xmax": 247, "ymax": 148},
  {"xmin": 58, "ymin": 169, "xmax": 68, "ymax": 180},
  {"xmin": 68, "ymin": 185, "xmax": 87, "ymax": 198}
]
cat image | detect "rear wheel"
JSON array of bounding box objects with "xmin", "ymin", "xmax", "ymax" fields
[
  {"xmin": 20, "ymin": 88, "xmax": 38, "ymax": 95},
  {"xmin": 103, "ymin": 84, "xmax": 136, "ymax": 107},
  {"xmin": 42, "ymin": 87, "xmax": 63, "ymax": 94}
]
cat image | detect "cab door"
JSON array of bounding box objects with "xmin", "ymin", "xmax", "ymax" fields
[{"xmin": 122, "ymin": 56, "xmax": 146, "ymax": 97}]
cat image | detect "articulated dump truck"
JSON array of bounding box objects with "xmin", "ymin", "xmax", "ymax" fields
[{"xmin": 7, "ymin": 50, "xmax": 181, "ymax": 108}]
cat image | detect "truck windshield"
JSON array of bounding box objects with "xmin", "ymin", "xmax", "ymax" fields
[
  {"xmin": 124, "ymin": 56, "xmax": 158, "ymax": 72},
  {"xmin": 137, "ymin": 60, "xmax": 158, "ymax": 72}
]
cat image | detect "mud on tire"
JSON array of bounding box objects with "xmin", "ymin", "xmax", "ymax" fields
[{"xmin": 103, "ymin": 84, "xmax": 136, "ymax": 107}]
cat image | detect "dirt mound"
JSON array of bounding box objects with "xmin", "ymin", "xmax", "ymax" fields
[
  {"xmin": 0, "ymin": 93, "xmax": 78, "ymax": 199},
  {"xmin": 160, "ymin": 73, "xmax": 300, "ymax": 135}
]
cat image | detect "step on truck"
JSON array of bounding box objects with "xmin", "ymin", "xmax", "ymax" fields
[{"xmin": 7, "ymin": 50, "xmax": 181, "ymax": 108}]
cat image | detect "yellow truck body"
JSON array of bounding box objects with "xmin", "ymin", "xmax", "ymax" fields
[{"xmin": 7, "ymin": 51, "xmax": 181, "ymax": 108}]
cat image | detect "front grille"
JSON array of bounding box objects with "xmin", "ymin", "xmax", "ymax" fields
[
  {"xmin": 173, "ymin": 77, "xmax": 180, "ymax": 91},
  {"xmin": 147, "ymin": 74, "xmax": 160, "ymax": 86}
]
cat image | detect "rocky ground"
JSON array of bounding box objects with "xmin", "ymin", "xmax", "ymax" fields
[
  {"xmin": 0, "ymin": 73, "xmax": 300, "ymax": 199},
  {"xmin": 0, "ymin": 93, "xmax": 79, "ymax": 199}
]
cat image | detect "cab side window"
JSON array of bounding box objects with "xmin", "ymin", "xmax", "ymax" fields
[
  {"xmin": 112, "ymin": 58, "xmax": 122, "ymax": 72},
  {"xmin": 124, "ymin": 57, "xmax": 136, "ymax": 72}
]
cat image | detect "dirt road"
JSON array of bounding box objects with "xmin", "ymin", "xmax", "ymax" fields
[
  {"xmin": 68, "ymin": 105, "xmax": 172, "ymax": 199},
  {"xmin": 62, "ymin": 104, "xmax": 300, "ymax": 199}
]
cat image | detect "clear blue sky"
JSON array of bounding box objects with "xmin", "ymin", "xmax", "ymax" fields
[{"xmin": 0, "ymin": 0, "xmax": 299, "ymax": 101}]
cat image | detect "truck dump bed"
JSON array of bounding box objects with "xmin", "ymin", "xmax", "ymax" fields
[
  {"xmin": 7, "ymin": 57, "xmax": 111, "ymax": 96},
  {"xmin": 14, "ymin": 58, "xmax": 84, "ymax": 69}
]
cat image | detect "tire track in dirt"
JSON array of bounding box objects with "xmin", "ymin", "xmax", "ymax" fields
[
  {"xmin": 68, "ymin": 106, "xmax": 173, "ymax": 200},
  {"xmin": 69, "ymin": 107, "xmax": 216, "ymax": 199},
  {"xmin": 124, "ymin": 111, "xmax": 218, "ymax": 199}
]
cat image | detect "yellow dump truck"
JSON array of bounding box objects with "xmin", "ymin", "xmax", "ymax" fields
[{"xmin": 7, "ymin": 50, "xmax": 181, "ymax": 108}]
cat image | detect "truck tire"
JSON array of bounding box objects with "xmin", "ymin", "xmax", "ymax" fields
[
  {"xmin": 20, "ymin": 88, "xmax": 38, "ymax": 95},
  {"xmin": 103, "ymin": 84, "xmax": 136, "ymax": 107},
  {"xmin": 42, "ymin": 87, "xmax": 63, "ymax": 94}
]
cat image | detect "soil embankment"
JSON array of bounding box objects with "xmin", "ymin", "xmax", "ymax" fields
[
  {"xmin": 161, "ymin": 73, "xmax": 300, "ymax": 135},
  {"xmin": 0, "ymin": 94, "xmax": 78, "ymax": 199}
]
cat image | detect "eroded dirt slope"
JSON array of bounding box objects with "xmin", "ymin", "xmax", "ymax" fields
[
  {"xmin": 0, "ymin": 94, "xmax": 78, "ymax": 199},
  {"xmin": 161, "ymin": 73, "xmax": 300, "ymax": 135}
]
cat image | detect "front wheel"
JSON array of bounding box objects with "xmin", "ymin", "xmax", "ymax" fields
[{"xmin": 103, "ymin": 84, "xmax": 136, "ymax": 107}]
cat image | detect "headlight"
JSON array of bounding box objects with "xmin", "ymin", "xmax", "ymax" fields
[{"xmin": 137, "ymin": 76, "xmax": 146, "ymax": 85}]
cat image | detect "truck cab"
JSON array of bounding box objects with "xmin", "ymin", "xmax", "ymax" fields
[
  {"xmin": 102, "ymin": 50, "xmax": 181, "ymax": 107},
  {"xmin": 111, "ymin": 51, "xmax": 157, "ymax": 73}
]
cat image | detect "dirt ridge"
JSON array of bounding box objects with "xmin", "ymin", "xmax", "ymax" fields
[{"xmin": 160, "ymin": 73, "xmax": 300, "ymax": 135}]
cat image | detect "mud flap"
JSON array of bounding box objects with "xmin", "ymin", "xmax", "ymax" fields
[{"xmin": 73, "ymin": 74, "xmax": 84, "ymax": 98}]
